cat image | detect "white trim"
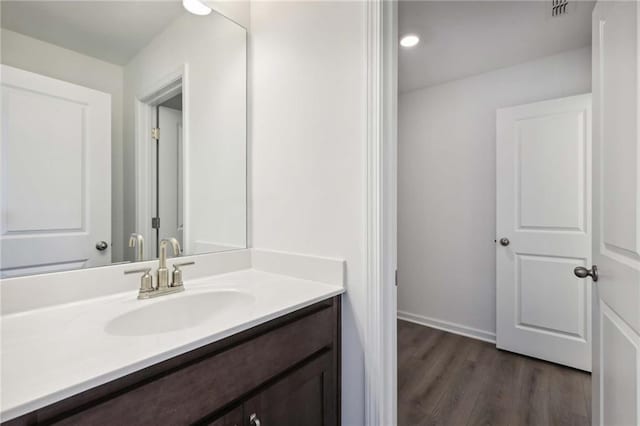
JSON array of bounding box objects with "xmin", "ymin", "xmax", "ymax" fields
[
  {"xmin": 134, "ymin": 65, "xmax": 189, "ymax": 260},
  {"xmin": 398, "ymin": 311, "xmax": 497, "ymax": 344},
  {"xmin": 133, "ymin": 100, "xmax": 154, "ymax": 259},
  {"xmin": 365, "ymin": 1, "xmax": 397, "ymax": 425}
]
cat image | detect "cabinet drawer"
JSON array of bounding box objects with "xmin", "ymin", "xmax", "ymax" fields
[{"xmin": 53, "ymin": 306, "xmax": 334, "ymax": 425}]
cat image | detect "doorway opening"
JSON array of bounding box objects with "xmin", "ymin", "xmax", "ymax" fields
[
  {"xmin": 152, "ymin": 93, "xmax": 184, "ymax": 257},
  {"xmin": 396, "ymin": 1, "xmax": 597, "ymax": 424},
  {"xmin": 134, "ymin": 69, "xmax": 186, "ymax": 262}
]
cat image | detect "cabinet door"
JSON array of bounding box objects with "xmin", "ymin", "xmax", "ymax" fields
[
  {"xmin": 205, "ymin": 406, "xmax": 243, "ymax": 426},
  {"xmin": 243, "ymin": 352, "xmax": 336, "ymax": 426}
]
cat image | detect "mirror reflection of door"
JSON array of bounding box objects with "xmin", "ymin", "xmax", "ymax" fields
[
  {"xmin": 152, "ymin": 94, "xmax": 184, "ymax": 256},
  {"xmin": 0, "ymin": 65, "xmax": 111, "ymax": 277}
]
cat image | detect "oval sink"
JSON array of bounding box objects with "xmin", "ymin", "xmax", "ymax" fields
[{"xmin": 105, "ymin": 290, "xmax": 255, "ymax": 336}]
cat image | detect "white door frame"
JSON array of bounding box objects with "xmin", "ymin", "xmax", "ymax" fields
[
  {"xmin": 134, "ymin": 65, "xmax": 189, "ymax": 260},
  {"xmin": 365, "ymin": 1, "xmax": 398, "ymax": 425}
]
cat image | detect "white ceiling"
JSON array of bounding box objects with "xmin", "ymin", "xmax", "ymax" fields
[
  {"xmin": 1, "ymin": 1, "xmax": 185, "ymax": 65},
  {"xmin": 399, "ymin": 0, "xmax": 594, "ymax": 93}
]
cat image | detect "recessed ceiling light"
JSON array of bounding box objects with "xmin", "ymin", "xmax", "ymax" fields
[
  {"xmin": 400, "ymin": 34, "xmax": 420, "ymax": 48},
  {"xmin": 183, "ymin": 0, "xmax": 212, "ymax": 16}
]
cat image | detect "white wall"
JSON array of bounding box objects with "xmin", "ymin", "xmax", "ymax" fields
[
  {"xmin": 209, "ymin": 0, "xmax": 250, "ymax": 29},
  {"xmin": 1, "ymin": 29, "xmax": 125, "ymax": 263},
  {"xmin": 250, "ymin": 2, "xmax": 366, "ymax": 424},
  {"xmin": 123, "ymin": 12, "xmax": 246, "ymax": 259},
  {"xmin": 398, "ymin": 47, "xmax": 592, "ymax": 340}
]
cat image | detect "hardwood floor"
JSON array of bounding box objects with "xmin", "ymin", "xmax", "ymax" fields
[{"xmin": 398, "ymin": 320, "xmax": 591, "ymax": 426}]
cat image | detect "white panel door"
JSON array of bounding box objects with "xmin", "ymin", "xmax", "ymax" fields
[
  {"xmin": 591, "ymin": 1, "xmax": 640, "ymax": 424},
  {"xmin": 0, "ymin": 65, "xmax": 111, "ymax": 277},
  {"xmin": 496, "ymin": 93, "xmax": 592, "ymax": 371}
]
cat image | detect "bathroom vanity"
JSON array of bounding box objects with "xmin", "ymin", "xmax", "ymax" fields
[
  {"xmin": 5, "ymin": 296, "xmax": 341, "ymax": 426},
  {"xmin": 1, "ymin": 249, "xmax": 345, "ymax": 426}
]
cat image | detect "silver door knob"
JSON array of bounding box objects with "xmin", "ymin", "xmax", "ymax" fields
[
  {"xmin": 499, "ymin": 237, "xmax": 510, "ymax": 246},
  {"xmin": 95, "ymin": 241, "xmax": 109, "ymax": 251},
  {"xmin": 574, "ymin": 265, "xmax": 598, "ymax": 282}
]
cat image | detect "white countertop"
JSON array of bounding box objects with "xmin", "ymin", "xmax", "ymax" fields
[{"xmin": 0, "ymin": 269, "xmax": 344, "ymax": 421}]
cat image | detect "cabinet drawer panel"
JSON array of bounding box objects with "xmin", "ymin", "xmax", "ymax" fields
[
  {"xmin": 244, "ymin": 352, "xmax": 335, "ymax": 426},
  {"xmin": 54, "ymin": 307, "xmax": 334, "ymax": 426}
]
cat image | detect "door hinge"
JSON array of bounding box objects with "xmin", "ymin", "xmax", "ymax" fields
[
  {"xmin": 395, "ymin": 269, "xmax": 398, "ymax": 287},
  {"xmin": 151, "ymin": 127, "xmax": 160, "ymax": 141},
  {"xmin": 151, "ymin": 217, "xmax": 160, "ymax": 229}
]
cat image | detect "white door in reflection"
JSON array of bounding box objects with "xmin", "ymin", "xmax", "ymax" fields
[{"xmin": 0, "ymin": 65, "xmax": 111, "ymax": 277}]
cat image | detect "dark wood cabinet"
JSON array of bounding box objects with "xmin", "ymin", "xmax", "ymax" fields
[
  {"xmin": 202, "ymin": 351, "xmax": 335, "ymax": 426},
  {"xmin": 204, "ymin": 406, "xmax": 243, "ymax": 426},
  {"xmin": 5, "ymin": 297, "xmax": 341, "ymax": 426},
  {"xmin": 244, "ymin": 351, "xmax": 335, "ymax": 426}
]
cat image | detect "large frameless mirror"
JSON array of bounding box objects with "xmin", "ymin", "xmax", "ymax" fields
[{"xmin": 0, "ymin": 1, "xmax": 247, "ymax": 277}]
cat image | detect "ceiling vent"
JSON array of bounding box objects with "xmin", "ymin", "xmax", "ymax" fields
[{"xmin": 552, "ymin": 0, "xmax": 569, "ymax": 17}]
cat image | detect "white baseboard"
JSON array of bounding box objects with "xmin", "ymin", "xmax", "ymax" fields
[{"xmin": 397, "ymin": 310, "xmax": 496, "ymax": 344}]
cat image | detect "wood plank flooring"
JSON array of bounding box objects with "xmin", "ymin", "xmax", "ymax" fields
[{"xmin": 398, "ymin": 320, "xmax": 591, "ymax": 426}]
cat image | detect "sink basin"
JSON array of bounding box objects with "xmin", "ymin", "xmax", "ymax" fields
[{"xmin": 105, "ymin": 290, "xmax": 255, "ymax": 336}]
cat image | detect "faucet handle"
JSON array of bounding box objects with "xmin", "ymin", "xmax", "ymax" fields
[
  {"xmin": 125, "ymin": 267, "xmax": 154, "ymax": 295},
  {"xmin": 124, "ymin": 267, "xmax": 151, "ymax": 275},
  {"xmin": 171, "ymin": 261, "xmax": 195, "ymax": 288},
  {"xmin": 124, "ymin": 267, "xmax": 151, "ymax": 274}
]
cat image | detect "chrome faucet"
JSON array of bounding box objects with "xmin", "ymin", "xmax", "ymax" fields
[
  {"xmin": 158, "ymin": 238, "xmax": 181, "ymax": 290},
  {"xmin": 128, "ymin": 233, "xmax": 145, "ymax": 262},
  {"xmin": 124, "ymin": 237, "xmax": 194, "ymax": 299}
]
